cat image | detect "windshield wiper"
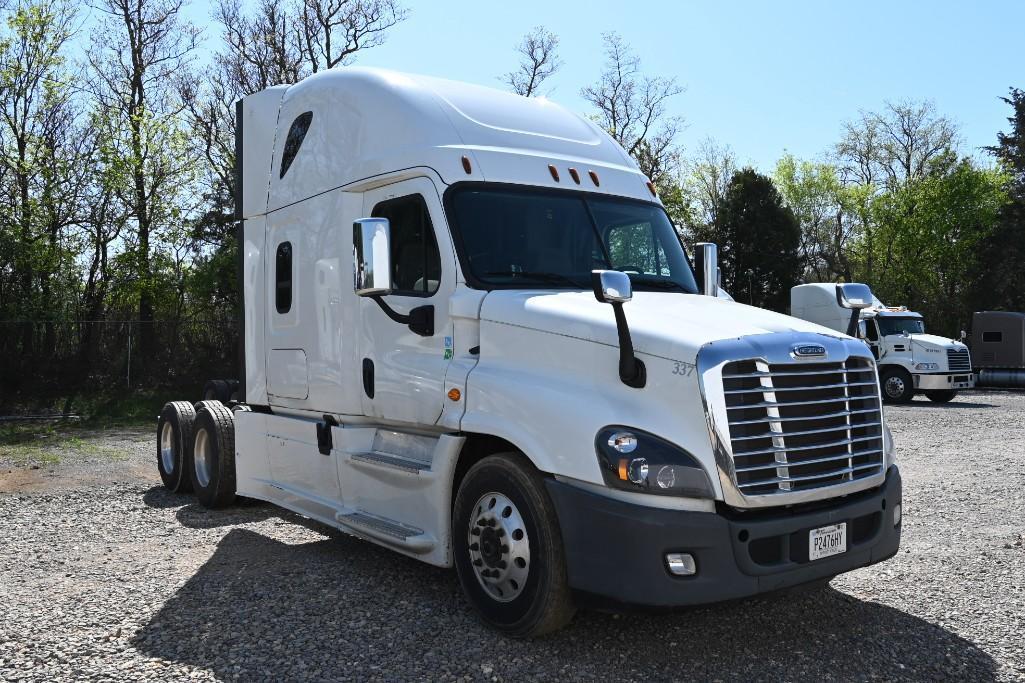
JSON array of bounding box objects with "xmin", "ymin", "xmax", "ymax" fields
[{"xmin": 485, "ymin": 271, "xmax": 586, "ymax": 288}]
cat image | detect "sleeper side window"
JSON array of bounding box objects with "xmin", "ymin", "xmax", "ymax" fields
[
  {"xmin": 279, "ymin": 111, "xmax": 313, "ymax": 179},
  {"xmin": 275, "ymin": 242, "xmax": 293, "ymax": 313},
  {"xmin": 982, "ymin": 331, "xmax": 1002, "ymax": 343},
  {"xmin": 371, "ymin": 194, "xmax": 441, "ymax": 296}
]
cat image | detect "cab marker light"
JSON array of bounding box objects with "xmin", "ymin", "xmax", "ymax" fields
[
  {"xmin": 646, "ymin": 180, "xmax": 657, "ymax": 196},
  {"xmin": 461, "ymin": 156, "xmax": 472, "ymax": 174},
  {"xmin": 588, "ymin": 170, "xmax": 600, "ymax": 186},
  {"xmin": 568, "ymin": 167, "xmax": 581, "ymax": 184},
  {"xmin": 548, "ymin": 164, "xmax": 560, "ymax": 181}
]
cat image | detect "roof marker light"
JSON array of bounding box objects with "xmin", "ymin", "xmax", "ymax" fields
[
  {"xmin": 568, "ymin": 167, "xmax": 581, "ymax": 184},
  {"xmin": 461, "ymin": 156, "xmax": 472, "ymax": 174},
  {"xmin": 646, "ymin": 180, "xmax": 657, "ymax": 196},
  {"xmin": 548, "ymin": 164, "xmax": 560, "ymax": 182},
  {"xmin": 589, "ymin": 170, "xmax": 600, "ymax": 187}
]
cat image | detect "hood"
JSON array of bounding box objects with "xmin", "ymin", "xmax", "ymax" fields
[
  {"xmin": 907, "ymin": 333, "xmax": 962, "ymax": 350},
  {"xmin": 480, "ymin": 290, "xmax": 843, "ymax": 362}
]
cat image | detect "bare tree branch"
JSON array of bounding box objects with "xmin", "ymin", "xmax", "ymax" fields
[{"xmin": 503, "ymin": 26, "xmax": 560, "ymax": 97}]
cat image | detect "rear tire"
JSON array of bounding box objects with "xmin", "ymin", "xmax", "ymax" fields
[
  {"xmin": 452, "ymin": 453, "xmax": 575, "ymax": 637},
  {"xmin": 880, "ymin": 367, "xmax": 914, "ymax": 403},
  {"xmin": 190, "ymin": 403, "xmax": 237, "ymax": 508},
  {"xmin": 156, "ymin": 401, "xmax": 196, "ymax": 493},
  {"xmin": 925, "ymin": 390, "xmax": 957, "ymax": 403}
]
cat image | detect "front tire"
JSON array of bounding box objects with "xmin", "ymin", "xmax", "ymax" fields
[
  {"xmin": 925, "ymin": 390, "xmax": 957, "ymax": 403},
  {"xmin": 190, "ymin": 402, "xmax": 237, "ymax": 508},
  {"xmin": 157, "ymin": 401, "xmax": 196, "ymax": 493},
  {"xmin": 880, "ymin": 367, "xmax": 914, "ymax": 403},
  {"xmin": 452, "ymin": 453, "xmax": 575, "ymax": 637}
]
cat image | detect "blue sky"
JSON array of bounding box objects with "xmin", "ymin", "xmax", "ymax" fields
[{"xmin": 182, "ymin": 0, "xmax": 1023, "ymax": 172}]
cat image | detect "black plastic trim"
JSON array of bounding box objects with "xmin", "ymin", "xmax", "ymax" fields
[
  {"xmin": 546, "ymin": 466, "xmax": 901, "ymax": 607},
  {"xmin": 235, "ymin": 99, "xmax": 246, "ymax": 401}
]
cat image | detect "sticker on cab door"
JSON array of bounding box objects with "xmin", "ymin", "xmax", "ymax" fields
[{"xmin": 444, "ymin": 336, "xmax": 453, "ymax": 360}]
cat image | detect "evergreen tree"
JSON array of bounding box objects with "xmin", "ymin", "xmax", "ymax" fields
[{"xmin": 714, "ymin": 169, "xmax": 802, "ymax": 312}]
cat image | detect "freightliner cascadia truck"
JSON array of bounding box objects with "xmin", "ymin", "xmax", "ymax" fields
[
  {"xmin": 791, "ymin": 283, "xmax": 974, "ymax": 403},
  {"xmin": 156, "ymin": 68, "xmax": 902, "ymax": 636}
]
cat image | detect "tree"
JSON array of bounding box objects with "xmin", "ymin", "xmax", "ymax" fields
[
  {"xmin": 714, "ymin": 169, "xmax": 802, "ymax": 312},
  {"xmin": 976, "ymin": 88, "xmax": 1025, "ymax": 314},
  {"xmin": 680, "ymin": 137, "xmax": 736, "ymax": 242},
  {"xmin": 581, "ymin": 32, "xmax": 683, "ymax": 185},
  {"xmin": 869, "ymin": 158, "xmax": 1007, "ymax": 336},
  {"xmin": 773, "ymin": 154, "xmax": 855, "ymax": 282},
  {"xmin": 88, "ymin": 0, "xmax": 201, "ymax": 358},
  {"xmin": 502, "ymin": 26, "xmax": 560, "ymax": 97},
  {"xmin": 297, "ymin": 0, "xmax": 407, "ymax": 72},
  {"xmin": 0, "ymin": 1, "xmax": 84, "ymax": 355}
]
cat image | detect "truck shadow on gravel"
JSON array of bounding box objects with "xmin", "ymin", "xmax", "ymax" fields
[{"xmin": 132, "ymin": 524, "xmax": 998, "ymax": 681}]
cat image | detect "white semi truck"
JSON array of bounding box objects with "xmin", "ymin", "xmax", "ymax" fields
[
  {"xmin": 156, "ymin": 68, "xmax": 901, "ymax": 636},
  {"xmin": 791, "ymin": 283, "xmax": 974, "ymax": 403}
]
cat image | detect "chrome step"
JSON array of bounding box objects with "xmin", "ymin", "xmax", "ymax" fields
[
  {"xmin": 350, "ymin": 450, "xmax": 430, "ymax": 473},
  {"xmin": 335, "ymin": 511, "xmax": 434, "ymax": 554}
]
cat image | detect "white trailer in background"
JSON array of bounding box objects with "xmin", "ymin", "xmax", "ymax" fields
[
  {"xmin": 791, "ymin": 283, "xmax": 974, "ymax": 403},
  {"xmin": 155, "ymin": 68, "xmax": 902, "ymax": 636}
]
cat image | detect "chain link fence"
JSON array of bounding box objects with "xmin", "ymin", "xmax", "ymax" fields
[{"xmin": 0, "ymin": 320, "xmax": 238, "ymax": 402}]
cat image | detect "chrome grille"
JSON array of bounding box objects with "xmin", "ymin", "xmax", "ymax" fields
[
  {"xmin": 947, "ymin": 348, "xmax": 971, "ymax": 372},
  {"xmin": 722, "ymin": 358, "xmax": 884, "ymax": 497}
]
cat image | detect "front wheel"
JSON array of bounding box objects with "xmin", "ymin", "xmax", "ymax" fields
[
  {"xmin": 452, "ymin": 453, "xmax": 575, "ymax": 637},
  {"xmin": 880, "ymin": 367, "xmax": 914, "ymax": 403},
  {"xmin": 925, "ymin": 390, "xmax": 957, "ymax": 403}
]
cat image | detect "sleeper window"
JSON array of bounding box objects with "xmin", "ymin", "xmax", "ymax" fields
[
  {"xmin": 279, "ymin": 111, "xmax": 313, "ymax": 179},
  {"xmin": 982, "ymin": 331, "xmax": 1002, "ymax": 343},
  {"xmin": 371, "ymin": 194, "xmax": 441, "ymax": 296},
  {"xmin": 275, "ymin": 242, "xmax": 293, "ymax": 313}
]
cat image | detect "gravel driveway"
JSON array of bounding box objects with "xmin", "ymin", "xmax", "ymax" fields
[{"xmin": 1, "ymin": 391, "xmax": 1023, "ymax": 682}]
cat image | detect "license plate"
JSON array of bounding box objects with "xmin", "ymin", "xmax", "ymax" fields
[{"xmin": 809, "ymin": 522, "xmax": 847, "ymax": 561}]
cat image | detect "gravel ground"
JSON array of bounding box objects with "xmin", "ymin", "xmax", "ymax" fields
[{"xmin": 1, "ymin": 391, "xmax": 1023, "ymax": 682}]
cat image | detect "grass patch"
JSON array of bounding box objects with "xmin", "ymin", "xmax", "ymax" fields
[{"xmin": 0, "ymin": 423, "xmax": 137, "ymax": 465}]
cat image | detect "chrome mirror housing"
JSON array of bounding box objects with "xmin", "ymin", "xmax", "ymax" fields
[
  {"xmin": 353, "ymin": 217, "xmax": 392, "ymax": 296},
  {"xmin": 591, "ymin": 269, "xmax": 633, "ymax": 303},
  {"xmin": 835, "ymin": 283, "xmax": 873, "ymax": 310}
]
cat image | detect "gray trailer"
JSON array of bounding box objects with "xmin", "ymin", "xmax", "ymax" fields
[{"xmin": 971, "ymin": 311, "xmax": 1025, "ymax": 388}]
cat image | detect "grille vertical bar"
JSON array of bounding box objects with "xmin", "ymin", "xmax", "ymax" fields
[{"xmin": 722, "ymin": 357, "xmax": 884, "ymax": 497}]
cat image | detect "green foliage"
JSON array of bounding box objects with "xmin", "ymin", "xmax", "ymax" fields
[
  {"xmin": 864, "ymin": 159, "xmax": 1008, "ymax": 336},
  {"xmin": 714, "ymin": 168, "xmax": 803, "ymax": 312}
]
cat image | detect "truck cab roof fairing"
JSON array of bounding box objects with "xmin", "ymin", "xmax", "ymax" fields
[{"xmin": 261, "ymin": 67, "xmax": 653, "ymax": 213}]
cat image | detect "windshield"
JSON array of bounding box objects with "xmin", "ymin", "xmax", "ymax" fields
[
  {"xmin": 877, "ymin": 317, "xmax": 925, "ymax": 336},
  {"xmin": 448, "ymin": 186, "xmax": 699, "ymax": 293}
]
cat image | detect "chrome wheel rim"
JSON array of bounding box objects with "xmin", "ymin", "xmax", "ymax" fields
[
  {"xmin": 468, "ymin": 492, "xmax": 530, "ymax": 603},
  {"xmin": 884, "ymin": 376, "xmax": 905, "ymax": 398},
  {"xmin": 194, "ymin": 427, "xmax": 212, "ymax": 489},
  {"xmin": 160, "ymin": 422, "xmax": 176, "ymax": 474}
]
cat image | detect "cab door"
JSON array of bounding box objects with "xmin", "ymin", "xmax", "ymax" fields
[{"xmin": 358, "ymin": 177, "xmax": 456, "ymax": 425}]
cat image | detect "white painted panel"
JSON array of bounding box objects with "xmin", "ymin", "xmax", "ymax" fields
[
  {"xmin": 240, "ymin": 86, "xmax": 287, "ymax": 219},
  {"xmin": 243, "ymin": 216, "xmax": 268, "ymax": 405},
  {"xmin": 268, "ymin": 348, "xmax": 309, "ymax": 399}
]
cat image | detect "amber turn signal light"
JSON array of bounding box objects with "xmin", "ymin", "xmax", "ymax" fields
[{"xmin": 447, "ymin": 388, "xmax": 461, "ymax": 402}]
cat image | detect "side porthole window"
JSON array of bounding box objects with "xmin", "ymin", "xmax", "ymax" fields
[
  {"xmin": 279, "ymin": 111, "xmax": 313, "ymax": 179},
  {"xmin": 275, "ymin": 241, "xmax": 292, "ymax": 314}
]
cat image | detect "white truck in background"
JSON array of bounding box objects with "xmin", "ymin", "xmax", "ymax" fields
[
  {"xmin": 155, "ymin": 68, "xmax": 902, "ymax": 637},
  {"xmin": 791, "ymin": 283, "xmax": 974, "ymax": 403}
]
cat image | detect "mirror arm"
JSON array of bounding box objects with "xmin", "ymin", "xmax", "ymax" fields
[
  {"xmin": 846, "ymin": 309, "xmax": 860, "ymax": 338},
  {"xmin": 369, "ymin": 295, "xmax": 434, "ymax": 337},
  {"xmin": 611, "ymin": 302, "xmax": 646, "ymax": 388}
]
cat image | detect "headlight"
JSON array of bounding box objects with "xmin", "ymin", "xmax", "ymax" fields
[
  {"xmin": 915, "ymin": 362, "xmax": 939, "ymax": 371},
  {"xmin": 595, "ymin": 427, "xmax": 714, "ymax": 498},
  {"xmin": 883, "ymin": 422, "xmax": 897, "ymax": 468}
]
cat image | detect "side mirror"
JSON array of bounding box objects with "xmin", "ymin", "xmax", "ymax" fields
[
  {"xmin": 835, "ymin": 283, "xmax": 873, "ymax": 310},
  {"xmin": 858, "ymin": 320, "xmax": 867, "ymax": 339},
  {"xmin": 694, "ymin": 242, "xmax": 719, "ymax": 297},
  {"xmin": 591, "ymin": 269, "xmax": 632, "ymax": 303},
  {"xmin": 353, "ymin": 217, "xmax": 392, "ymax": 296},
  {"xmin": 591, "ymin": 270, "xmax": 644, "ymax": 388}
]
